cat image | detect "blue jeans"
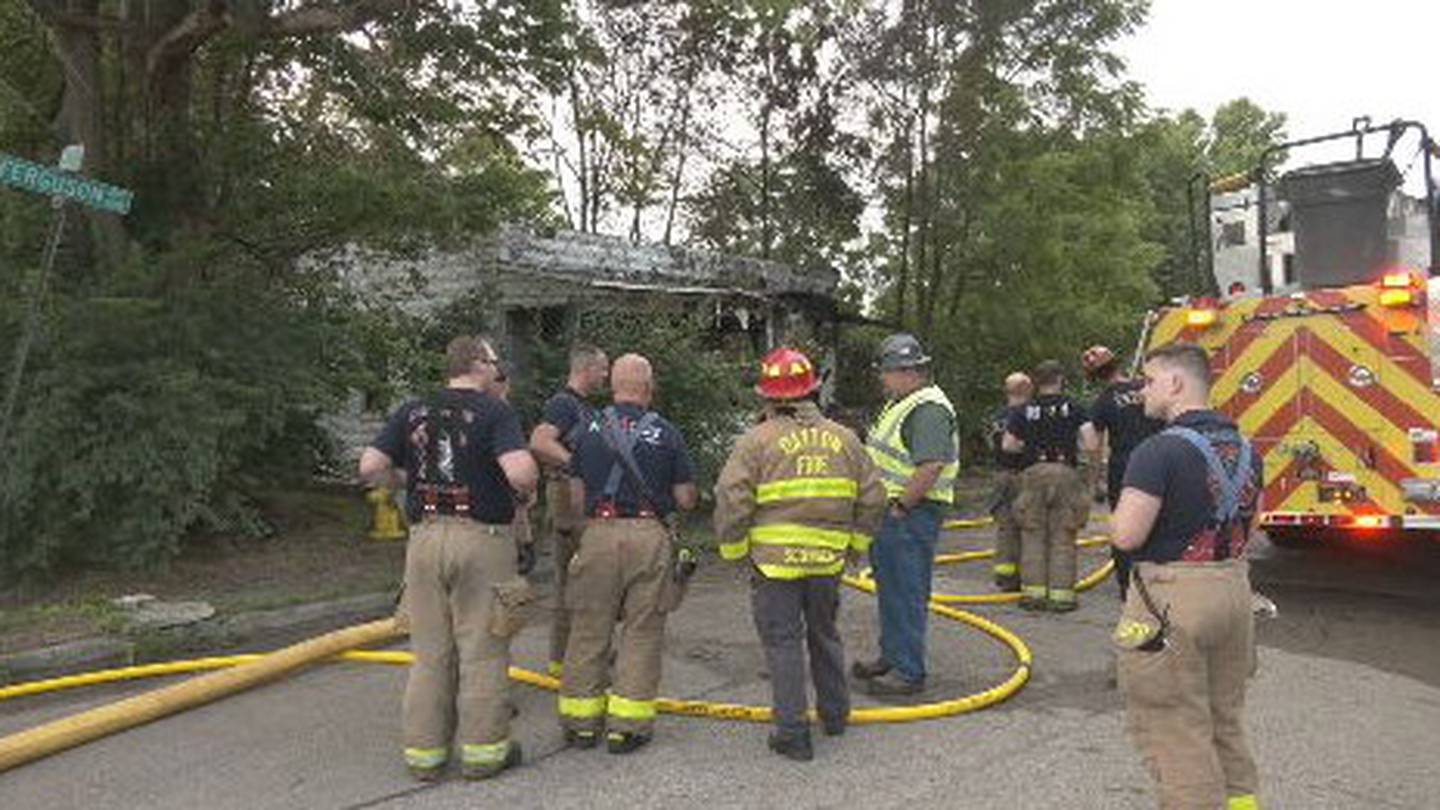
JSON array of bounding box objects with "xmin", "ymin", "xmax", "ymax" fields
[{"xmin": 870, "ymin": 503, "xmax": 942, "ymax": 682}]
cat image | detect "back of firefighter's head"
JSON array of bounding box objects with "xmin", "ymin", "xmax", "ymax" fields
[
  {"xmin": 877, "ymin": 333, "xmax": 931, "ymax": 398},
  {"xmin": 1032, "ymin": 360, "xmax": 1065, "ymax": 393},
  {"xmin": 1141, "ymin": 343, "xmax": 1211, "ymax": 421},
  {"xmin": 1004, "ymin": 372, "xmax": 1033, "ymax": 406},
  {"xmin": 446, "ymin": 335, "xmax": 500, "ymax": 389},
  {"xmin": 1081, "ymin": 345, "xmax": 1120, "ymax": 382},
  {"xmin": 611, "ymin": 354, "xmax": 654, "ymax": 408},
  {"xmin": 569, "ymin": 342, "xmax": 609, "ymax": 394}
]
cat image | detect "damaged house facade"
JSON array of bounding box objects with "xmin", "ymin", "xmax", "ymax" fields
[{"xmin": 322, "ymin": 226, "xmax": 842, "ymax": 458}]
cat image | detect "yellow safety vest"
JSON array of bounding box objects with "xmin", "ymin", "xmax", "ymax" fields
[{"xmin": 866, "ymin": 385, "xmax": 959, "ymax": 504}]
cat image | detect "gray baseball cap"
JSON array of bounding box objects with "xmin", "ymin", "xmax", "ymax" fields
[{"xmin": 877, "ymin": 333, "xmax": 932, "ymax": 371}]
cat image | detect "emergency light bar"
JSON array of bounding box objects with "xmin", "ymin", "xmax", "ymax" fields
[
  {"xmin": 1185, "ymin": 297, "xmax": 1222, "ymax": 328},
  {"xmin": 1378, "ymin": 270, "xmax": 1420, "ymax": 307}
]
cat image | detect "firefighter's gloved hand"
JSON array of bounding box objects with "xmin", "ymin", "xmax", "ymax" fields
[{"xmin": 517, "ymin": 541, "xmax": 536, "ymax": 576}]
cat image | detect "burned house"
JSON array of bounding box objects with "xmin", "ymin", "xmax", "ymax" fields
[{"xmin": 320, "ymin": 226, "xmax": 841, "ymax": 457}]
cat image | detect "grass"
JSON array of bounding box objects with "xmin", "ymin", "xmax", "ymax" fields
[{"xmin": 0, "ymin": 485, "xmax": 406, "ymax": 655}]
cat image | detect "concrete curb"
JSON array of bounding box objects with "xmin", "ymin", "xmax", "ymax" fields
[{"xmin": 0, "ymin": 591, "xmax": 398, "ymax": 687}]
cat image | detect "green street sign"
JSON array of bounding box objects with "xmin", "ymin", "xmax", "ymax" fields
[{"xmin": 0, "ymin": 152, "xmax": 133, "ymax": 215}]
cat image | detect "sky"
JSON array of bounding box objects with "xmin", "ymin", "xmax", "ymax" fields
[{"xmin": 1118, "ymin": 0, "xmax": 1440, "ymax": 193}]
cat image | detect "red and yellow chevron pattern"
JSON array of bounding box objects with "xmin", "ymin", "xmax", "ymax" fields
[{"xmin": 1147, "ymin": 279, "xmax": 1440, "ymax": 530}]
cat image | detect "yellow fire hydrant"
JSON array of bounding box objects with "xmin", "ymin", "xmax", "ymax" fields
[{"xmin": 366, "ymin": 487, "xmax": 408, "ymax": 542}]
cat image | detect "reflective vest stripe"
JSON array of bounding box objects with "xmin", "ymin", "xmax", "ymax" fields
[
  {"xmin": 404, "ymin": 747, "xmax": 448, "ymax": 768},
  {"xmin": 755, "ymin": 477, "xmax": 860, "ymax": 503},
  {"xmin": 748, "ymin": 523, "xmax": 857, "ymax": 550},
  {"xmin": 754, "ymin": 560, "xmax": 846, "ymax": 579},
  {"xmin": 461, "ymin": 741, "xmax": 511, "ymax": 766},
  {"xmin": 558, "ymin": 694, "xmax": 607, "ymax": 719},
  {"xmin": 718, "ymin": 538, "xmax": 750, "ymax": 561},
  {"xmin": 608, "ymin": 694, "xmax": 656, "ymax": 721},
  {"xmin": 865, "ymin": 385, "xmax": 960, "ymax": 504}
]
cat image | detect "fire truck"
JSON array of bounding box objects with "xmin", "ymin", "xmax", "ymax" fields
[{"xmin": 1141, "ymin": 120, "xmax": 1440, "ymax": 542}]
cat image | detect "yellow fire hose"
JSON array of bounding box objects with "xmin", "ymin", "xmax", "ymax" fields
[{"xmin": 0, "ymin": 517, "xmax": 1113, "ymax": 770}]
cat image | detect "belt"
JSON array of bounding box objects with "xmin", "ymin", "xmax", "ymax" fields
[{"xmin": 589, "ymin": 503, "xmax": 658, "ymax": 520}]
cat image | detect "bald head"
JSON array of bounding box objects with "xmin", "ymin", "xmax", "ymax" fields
[
  {"xmin": 1004, "ymin": 372, "xmax": 1033, "ymax": 406},
  {"xmin": 611, "ymin": 354, "xmax": 654, "ymax": 406}
]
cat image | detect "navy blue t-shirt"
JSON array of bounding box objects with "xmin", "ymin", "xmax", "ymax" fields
[
  {"xmin": 540, "ymin": 386, "xmax": 593, "ymax": 453},
  {"xmin": 573, "ymin": 403, "xmax": 695, "ymax": 517},
  {"xmin": 1091, "ymin": 379, "xmax": 1165, "ymax": 505},
  {"xmin": 1006, "ymin": 394, "xmax": 1088, "ymax": 465},
  {"xmin": 991, "ymin": 405, "xmax": 1032, "ymax": 471},
  {"xmin": 1122, "ymin": 410, "xmax": 1263, "ymax": 563},
  {"xmin": 371, "ymin": 388, "xmax": 528, "ymax": 524}
]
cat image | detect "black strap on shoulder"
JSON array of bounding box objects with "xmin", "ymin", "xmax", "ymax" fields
[{"xmin": 600, "ymin": 406, "xmax": 665, "ymax": 514}]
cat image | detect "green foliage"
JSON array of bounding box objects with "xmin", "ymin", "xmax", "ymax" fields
[{"xmin": 532, "ymin": 307, "xmax": 755, "ymax": 489}]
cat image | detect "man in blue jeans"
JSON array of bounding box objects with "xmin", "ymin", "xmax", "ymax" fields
[{"xmin": 855, "ymin": 334, "xmax": 960, "ymax": 695}]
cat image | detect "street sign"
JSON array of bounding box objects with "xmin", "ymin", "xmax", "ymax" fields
[{"xmin": 0, "ymin": 151, "xmax": 132, "ymax": 215}]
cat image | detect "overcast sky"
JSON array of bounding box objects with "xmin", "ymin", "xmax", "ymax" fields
[{"xmin": 1119, "ymin": 0, "xmax": 1439, "ymax": 190}]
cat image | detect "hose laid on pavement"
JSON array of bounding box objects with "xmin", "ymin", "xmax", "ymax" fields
[{"xmin": 0, "ymin": 519, "xmax": 1112, "ymax": 766}]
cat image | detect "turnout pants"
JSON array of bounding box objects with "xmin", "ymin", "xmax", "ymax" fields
[
  {"xmin": 546, "ymin": 477, "xmax": 583, "ymax": 674},
  {"xmin": 402, "ymin": 517, "xmax": 520, "ymax": 772},
  {"xmin": 751, "ymin": 574, "xmax": 849, "ymax": 737},
  {"xmin": 1015, "ymin": 463, "xmax": 1088, "ymax": 604},
  {"xmin": 870, "ymin": 503, "xmax": 942, "ymax": 683},
  {"xmin": 992, "ymin": 470, "xmax": 1022, "ymax": 582},
  {"xmin": 1119, "ymin": 561, "xmax": 1259, "ymax": 810},
  {"xmin": 559, "ymin": 518, "xmax": 674, "ymax": 736}
]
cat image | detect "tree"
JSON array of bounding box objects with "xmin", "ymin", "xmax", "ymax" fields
[{"xmin": 1209, "ymin": 97, "xmax": 1288, "ymax": 178}]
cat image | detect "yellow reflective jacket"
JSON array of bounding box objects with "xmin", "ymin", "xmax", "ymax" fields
[
  {"xmin": 866, "ymin": 385, "xmax": 960, "ymax": 503},
  {"xmin": 713, "ymin": 401, "xmax": 887, "ymax": 579}
]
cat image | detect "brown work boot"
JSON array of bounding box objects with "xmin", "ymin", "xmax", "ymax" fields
[
  {"xmin": 850, "ymin": 657, "xmax": 892, "ymax": 680},
  {"xmin": 460, "ymin": 742, "xmax": 522, "ymax": 781},
  {"xmin": 407, "ymin": 763, "xmax": 446, "ymax": 783},
  {"xmin": 865, "ymin": 671, "xmax": 924, "ymax": 696}
]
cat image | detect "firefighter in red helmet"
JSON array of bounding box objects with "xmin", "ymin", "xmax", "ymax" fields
[{"xmin": 714, "ymin": 348, "xmax": 886, "ymax": 761}]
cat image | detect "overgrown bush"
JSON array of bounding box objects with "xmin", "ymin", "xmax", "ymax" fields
[{"xmin": 0, "ymin": 245, "xmax": 360, "ymax": 579}]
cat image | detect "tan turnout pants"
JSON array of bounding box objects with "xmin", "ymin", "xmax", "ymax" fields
[
  {"xmin": 992, "ymin": 469, "xmax": 1022, "ymax": 581},
  {"xmin": 402, "ymin": 517, "xmax": 520, "ymax": 772},
  {"xmin": 1015, "ymin": 462, "xmax": 1088, "ymax": 603},
  {"xmin": 559, "ymin": 518, "xmax": 674, "ymax": 736},
  {"xmin": 1119, "ymin": 560, "xmax": 1260, "ymax": 809},
  {"xmin": 546, "ymin": 477, "xmax": 583, "ymax": 673}
]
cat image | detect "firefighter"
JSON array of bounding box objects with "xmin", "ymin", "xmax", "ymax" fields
[
  {"xmin": 853, "ymin": 333, "xmax": 960, "ymax": 696},
  {"xmin": 990, "ymin": 372, "xmax": 1034, "ymax": 592},
  {"xmin": 558, "ymin": 353, "xmax": 698, "ymax": 754},
  {"xmin": 1082, "ymin": 344, "xmax": 1164, "ymax": 600},
  {"xmin": 714, "ymin": 348, "xmax": 887, "ymax": 761},
  {"xmin": 1111, "ymin": 343, "xmax": 1262, "ymax": 810},
  {"xmin": 529, "ymin": 343, "xmax": 609, "ymax": 676},
  {"xmin": 358, "ymin": 336, "xmax": 539, "ymax": 782},
  {"xmin": 1003, "ymin": 360, "xmax": 1099, "ymax": 612}
]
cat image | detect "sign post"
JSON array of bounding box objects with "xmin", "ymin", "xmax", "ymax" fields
[{"xmin": 0, "ymin": 147, "xmax": 133, "ymax": 453}]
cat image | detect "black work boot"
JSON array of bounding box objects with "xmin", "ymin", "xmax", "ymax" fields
[
  {"xmin": 994, "ymin": 573, "xmax": 1021, "ymax": 592},
  {"xmin": 564, "ymin": 729, "xmax": 600, "ymax": 749},
  {"xmin": 461, "ymin": 742, "xmax": 522, "ymax": 781},
  {"xmin": 865, "ymin": 671, "xmax": 924, "ymax": 696},
  {"xmin": 768, "ymin": 730, "xmax": 814, "ymax": 762},
  {"xmin": 820, "ymin": 715, "xmax": 847, "ymax": 737},
  {"xmin": 606, "ymin": 731, "xmax": 652, "ymax": 755},
  {"xmin": 850, "ymin": 657, "xmax": 892, "ymax": 680}
]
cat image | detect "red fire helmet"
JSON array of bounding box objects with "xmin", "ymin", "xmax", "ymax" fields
[{"xmin": 756, "ymin": 347, "xmax": 820, "ymax": 400}]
